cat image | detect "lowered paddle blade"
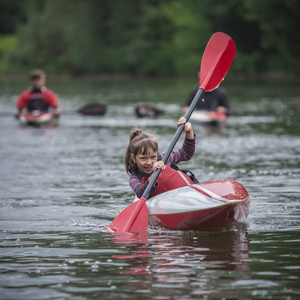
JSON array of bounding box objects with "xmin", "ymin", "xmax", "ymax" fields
[
  {"xmin": 108, "ymin": 198, "xmax": 149, "ymax": 233},
  {"xmin": 200, "ymin": 32, "xmax": 236, "ymax": 92}
]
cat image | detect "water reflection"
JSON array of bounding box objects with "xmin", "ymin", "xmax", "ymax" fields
[
  {"xmin": 109, "ymin": 227, "xmax": 250, "ymax": 297},
  {"xmin": 191, "ymin": 122, "xmax": 227, "ymax": 136}
]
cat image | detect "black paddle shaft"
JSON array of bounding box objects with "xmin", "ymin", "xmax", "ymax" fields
[{"xmin": 141, "ymin": 88, "xmax": 205, "ymax": 200}]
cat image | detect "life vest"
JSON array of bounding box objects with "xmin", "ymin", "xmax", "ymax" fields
[
  {"xmin": 151, "ymin": 165, "xmax": 194, "ymax": 197},
  {"xmin": 27, "ymin": 88, "xmax": 50, "ymax": 112}
]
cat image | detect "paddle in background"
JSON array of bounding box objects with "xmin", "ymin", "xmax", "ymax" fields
[
  {"xmin": 61, "ymin": 102, "xmax": 107, "ymax": 116},
  {"xmin": 107, "ymin": 32, "xmax": 236, "ymax": 233},
  {"xmin": 0, "ymin": 103, "xmax": 106, "ymax": 118}
]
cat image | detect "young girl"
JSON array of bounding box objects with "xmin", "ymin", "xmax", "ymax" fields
[{"xmin": 124, "ymin": 117, "xmax": 196, "ymax": 199}]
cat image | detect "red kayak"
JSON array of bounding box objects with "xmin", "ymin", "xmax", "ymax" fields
[
  {"xmin": 190, "ymin": 110, "xmax": 228, "ymax": 125},
  {"xmin": 19, "ymin": 111, "xmax": 59, "ymax": 127},
  {"xmin": 146, "ymin": 179, "xmax": 249, "ymax": 231}
]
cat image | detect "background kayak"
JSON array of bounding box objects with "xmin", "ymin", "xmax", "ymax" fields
[
  {"xmin": 19, "ymin": 112, "xmax": 59, "ymax": 127},
  {"xmin": 190, "ymin": 110, "xmax": 228, "ymax": 126}
]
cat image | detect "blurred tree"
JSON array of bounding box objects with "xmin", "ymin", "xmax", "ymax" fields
[
  {"xmin": 124, "ymin": 1, "xmax": 177, "ymax": 75},
  {"xmin": 7, "ymin": 0, "xmax": 145, "ymax": 74},
  {"xmin": 3, "ymin": 0, "xmax": 300, "ymax": 76},
  {"xmin": 0, "ymin": 0, "xmax": 26, "ymax": 71},
  {"xmin": 243, "ymin": 0, "xmax": 300, "ymax": 72},
  {"xmin": 198, "ymin": 0, "xmax": 263, "ymax": 73},
  {"xmin": 158, "ymin": 0, "xmax": 211, "ymax": 74},
  {"xmin": 0, "ymin": 0, "xmax": 26, "ymax": 34},
  {"xmin": 8, "ymin": 0, "xmax": 102, "ymax": 73}
]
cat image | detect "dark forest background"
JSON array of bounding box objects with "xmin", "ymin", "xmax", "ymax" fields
[{"xmin": 0, "ymin": 0, "xmax": 299, "ymax": 78}]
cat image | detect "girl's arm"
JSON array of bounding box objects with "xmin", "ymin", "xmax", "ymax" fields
[
  {"xmin": 129, "ymin": 174, "xmax": 158, "ymax": 199},
  {"xmin": 164, "ymin": 136, "xmax": 195, "ymax": 166},
  {"xmin": 162, "ymin": 117, "xmax": 195, "ymax": 165}
]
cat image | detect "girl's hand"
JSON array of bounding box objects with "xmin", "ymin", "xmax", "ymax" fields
[
  {"xmin": 177, "ymin": 117, "xmax": 194, "ymax": 138},
  {"xmin": 153, "ymin": 160, "xmax": 165, "ymax": 172},
  {"xmin": 148, "ymin": 160, "xmax": 165, "ymax": 183}
]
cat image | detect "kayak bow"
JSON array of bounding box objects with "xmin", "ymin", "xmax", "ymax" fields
[
  {"xmin": 146, "ymin": 179, "xmax": 250, "ymax": 231},
  {"xmin": 19, "ymin": 111, "xmax": 59, "ymax": 127}
]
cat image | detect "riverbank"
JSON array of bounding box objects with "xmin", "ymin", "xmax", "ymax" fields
[{"xmin": 0, "ymin": 70, "xmax": 299, "ymax": 85}]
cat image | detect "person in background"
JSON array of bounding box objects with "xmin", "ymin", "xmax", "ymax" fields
[
  {"xmin": 14, "ymin": 69, "xmax": 60, "ymax": 119},
  {"xmin": 182, "ymin": 73, "xmax": 230, "ymax": 115},
  {"xmin": 124, "ymin": 117, "xmax": 196, "ymax": 199}
]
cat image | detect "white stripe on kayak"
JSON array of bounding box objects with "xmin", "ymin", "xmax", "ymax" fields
[
  {"xmin": 191, "ymin": 184, "xmax": 230, "ymax": 203},
  {"xmin": 177, "ymin": 171, "xmax": 192, "ymax": 185},
  {"xmin": 174, "ymin": 171, "xmax": 231, "ymax": 203}
]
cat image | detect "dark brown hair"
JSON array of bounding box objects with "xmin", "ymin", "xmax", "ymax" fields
[
  {"xmin": 29, "ymin": 69, "xmax": 45, "ymax": 81},
  {"xmin": 124, "ymin": 128, "xmax": 158, "ymax": 175}
]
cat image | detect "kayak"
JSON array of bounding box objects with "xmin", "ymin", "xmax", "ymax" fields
[
  {"xmin": 190, "ymin": 110, "xmax": 228, "ymax": 126},
  {"xmin": 134, "ymin": 105, "xmax": 227, "ymax": 127},
  {"xmin": 19, "ymin": 111, "xmax": 59, "ymax": 127},
  {"xmin": 146, "ymin": 179, "xmax": 249, "ymax": 231}
]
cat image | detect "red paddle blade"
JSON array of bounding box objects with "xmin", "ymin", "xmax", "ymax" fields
[
  {"xmin": 107, "ymin": 198, "xmax": 149, "ymax": 233},
  {"xmin": 200, "ymin": 32, "xmax": 236, "ymax": 92}
]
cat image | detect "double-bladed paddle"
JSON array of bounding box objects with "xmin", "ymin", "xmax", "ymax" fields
[
  {"xmin": 1, "ymin": 103, "xmax": 107, "ymax": 118},
  {"xmin": 108, "ymin": 32, "xmax": 236, "ymax": 233},
  {"xmin": 62, "ymin": 103, "xmax": 107, "ymax": 116}
]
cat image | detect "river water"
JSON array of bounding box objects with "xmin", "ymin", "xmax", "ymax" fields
[{"xmin": 0, "ymin": 77, "xmax": 299, "ymax": 299}]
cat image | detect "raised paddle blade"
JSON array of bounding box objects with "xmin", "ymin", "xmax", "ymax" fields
[
  {"xmin": 200, "ymin": 32, "xmax": 236, "ymax": 92},
  {"xmin": 108, "ymin": 198, "xmax": 149, "ymax": 233}
]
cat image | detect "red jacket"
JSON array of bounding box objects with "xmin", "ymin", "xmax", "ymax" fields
[{"xmin": 16, "ymin": 87, "xmax": 58, "ymax": 112}]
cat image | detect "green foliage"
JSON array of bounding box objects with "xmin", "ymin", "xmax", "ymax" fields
[
  {"xmin": 159, "ymin": 1, "xmax": 210, "ymax": 74},
  {"xmin": 0, "ymin": 35, "xmax": 17, "ymax": 71},
  {"xmin": 243, "ymin": 0, "xmax": 300, "ymax": 72},
  {"xmin": 1, "ymin": 0, "xmax": 299, "ymax": 76},
  {"xmin": 0, "ymin": 0, "xmax": 26, "ymax": 34}
]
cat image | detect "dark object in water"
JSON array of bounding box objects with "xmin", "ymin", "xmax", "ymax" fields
[
  {"xmin": 135, "ymin": 105, "xmax": 165, "ymax": 118},
  {"xmin": 77, "ymin": 103, "xmax": 106, "ymax": 116}
]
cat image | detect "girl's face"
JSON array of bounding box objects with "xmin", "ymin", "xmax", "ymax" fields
[{"xmin": 132, "ymin": 149, "xmax": 158, "ymax": 175}]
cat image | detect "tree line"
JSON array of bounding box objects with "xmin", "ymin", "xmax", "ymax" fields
[{"xmin": 0, "ymin": 0, "xmax": 299, "ymax": 77}]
